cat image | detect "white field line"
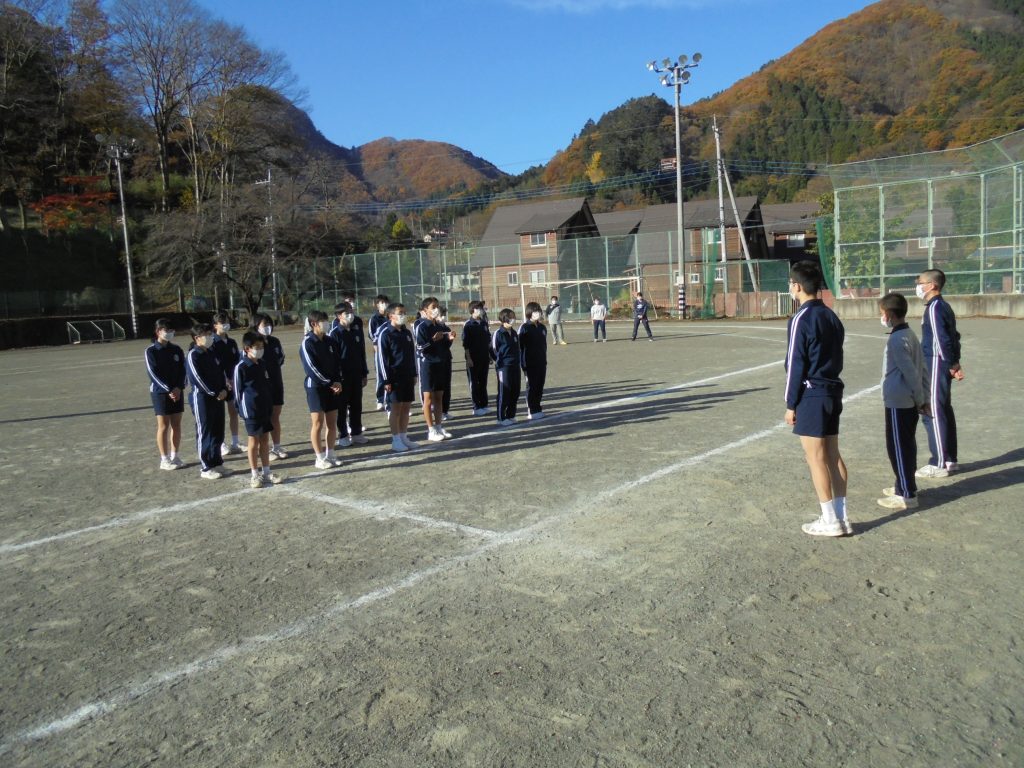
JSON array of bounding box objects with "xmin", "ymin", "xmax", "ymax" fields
[
  {"xmin": 0, "ymin": 358, "xmax": 784, "ymax": 555},
  {"xmin": 0, "ymin": 357, "xmax": 140, "ymax": 377},
  {"xmin": 278, "ymin": 486, "xmax": 499, "ymax": 540},
  {"xmin": 0, "ymin": 380, "xmax": 882, "ymax": 754},
  {"xmin": 695, "ymin": 322, "xmax": 885, "ymax": 341}
]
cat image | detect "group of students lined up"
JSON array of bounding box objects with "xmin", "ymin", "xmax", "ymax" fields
[{"xmin": 144, "ymin": 296, "xmax": 554, "ymax": 487}]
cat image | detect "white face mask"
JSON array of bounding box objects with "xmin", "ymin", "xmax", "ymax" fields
[
  {"xmin": 472, "ymin": 309, "xmax": 482, "ymax": 318},
  {"xmin": 258, "ymin": 325, "xmax": 272, "ymax": 337},
  {"xmin": 218, "ymin": 323, "xmax": 230, "ymax": 333},
  {"xmin": 250, "ymin": 348, "xmax": 264, "ymax": 360},
  {"xmin": 160, "ymin": 330, "xmax": 175, "ymax": 342},
  {"xmin": 343, "ymin": 312, "xmax": 354, "ymax": 324},
  {"xmin": 378, "ymin": 303, "xmax": 388, "ymax": 312},
  {"xmin": 531, "ymin": 311, "xmax": 542, "ymax": 321},
  {"xmin": 428, "ymin": 307, "xmax": 440, "ymax": 319},
  {"xmin": 915, "ymin": 283, "xmax": 928, "ymax": 300},
  {"xmin": 395, "ymin": 314, "xmax": 407, "ymax": 325},
  {"xmin": 880, "ymin": 315, "xmax": 892, "ymax": 329},
  {"xmin": 196, "ymin": 336, "xmax": 211, "ymax": 349}
]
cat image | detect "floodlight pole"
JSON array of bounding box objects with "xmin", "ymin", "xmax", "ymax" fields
[
  {"xmin": 648, "ymin": 53, "xmax": 701, "ymax": 316},
  {"xmin": 100, "ymin": 135, "xmax": 138, "ymax": 339},
  {"xmin": 255, "ymin": 168, "xmax": 279, "ymax": 311}
]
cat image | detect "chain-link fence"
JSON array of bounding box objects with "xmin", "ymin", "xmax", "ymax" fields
[{"xmin": 828, "ymin": 128, "xmax": 1024, "ymax": 297}]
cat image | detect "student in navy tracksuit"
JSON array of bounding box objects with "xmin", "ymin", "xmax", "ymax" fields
[
  {"xmin": 330, "ymin": 301, "xmax": 369, "ymax": 448},
  {"xmin": 416, "ymin": 297, "xmax": 455, "ymax": 442},
  {"xmin": 300, "ymin": 310, "xmax": 343, "ymax": 469},
  {"xmin": 915, "ymin": 269, "xmax": 963, "ymax": 479},
  {"xmin": 368, "ymin": 294, "xmax": 391, "ymax": 411},
  {"xmin": 784, "ymin": 261, "xmax": 850, "ymax": 538},
  {"xmin": 377, "ymin": 302, "xmax": 419, "ymax": 452},
  {"xmin": 251, "ymin": 313, "xmax": 288, "ymax": 460},
  {"xmin": 211, "ymin": 311, "xmax": 242, "ymax": 454},
  {"xmin": 439, "ymin": 306, "xmax": 453, "ymax": 420},
  {"xmin": 631, "ymin": 292, "xmax": 653, "ymax": 340},
  {"xmin": 491, "ymin": 308, "xmax": 521, "ymax": 426},
  {"xmin": 519, "ymin": 301, "xmax": 548, "ymax": 419},
  {"xmin": 877, "ymin": 293, "xmax": 929, "ymax": 511},
  {"xmin": 145, "ymin": 317, "xmax": 187, "ymax": 471},
  {"xmin": 234, "ymin": 331, "xmax": 282, "ymax": 488},
  {"xmin": 186, "ymin": 323, "xmax": 229, "ymax": 479},
  {"xmin": 462, "ymin": 300, "xmax": 491, "ymax": 415}
]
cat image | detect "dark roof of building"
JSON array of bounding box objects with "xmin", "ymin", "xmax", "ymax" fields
[
  {"xmin": 593, "ymin": 210, "xmax": 643, "ymax": 237},
  {"xmin": 760, "ymin": 202, "xmax": 821, "ymax": 235},
  {"xmin": 478, "ymin": 197, "xmax": 590, "ymax": 247},
  {"xmin": 628, "ymin": 196, "xmax": 760, "ymax": 266}
]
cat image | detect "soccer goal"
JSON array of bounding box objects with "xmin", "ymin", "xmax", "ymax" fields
[
  {"xmin": 66, "ymin": 319, "xmax": 127, "ymax": 345},
  {"xmin": 524, "ymin": 276, "xmax": 637, "ymax": 319}
]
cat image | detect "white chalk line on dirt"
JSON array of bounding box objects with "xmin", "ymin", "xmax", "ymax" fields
[
  {"xmin": 0, "ymin": 380, "xmax": 883, "ymax": 754},
  {"xmin": 0, "ymin": 358, "xmax": 783, "ymax": 555},
  {"xmin": 0, "ymin": 357, "xmax": 140, "ymax": 377}
]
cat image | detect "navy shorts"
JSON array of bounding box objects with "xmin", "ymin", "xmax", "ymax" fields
[
  {"xmin": 243, "ymin": 417, "xmax": 274, "ymax": 437},
  {"xmin": 386, "ymin": 378, "xmax": 415, "ymax": 405},
  {"xmin": 419, "ymin": 360, "xmax": 451, "ymax": 393},
  {"xmin": 306, "ymin": 385, "xmax": 340, "ymax": 414},
  {"xmin": 151, "ymin": 390, "xmax": 184, "ymax": 416},
  {"xmin": 270, "ymin": 384, "xmax": 284, "ymax": 407},
  {"xmin": 793, "ymin": 395, "xmax": 843, "ymax": 437}
]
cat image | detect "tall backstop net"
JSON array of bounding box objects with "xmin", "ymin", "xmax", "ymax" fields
[{"xmin": 828, "ymin": 129, "xmax": 1024, "ymax": 297}]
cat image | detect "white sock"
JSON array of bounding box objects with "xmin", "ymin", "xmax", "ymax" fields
[
  {"xmin": 819, "ymin": 500, "xmax": 837, "ymax": 524},
  {"xmin": 251, "ymin": 468, "xmax": 260, "ymax": 478},
  {"xmin": 834, "ymin": 496, "xmax": 847, "ymax": 520},
  {"xmin": 170, "ymin": 451, "xmax": 178, "ymax": 460},
  {"xmin": 160, "ymin": 454, "xmax": 169, "ymax": 461}
]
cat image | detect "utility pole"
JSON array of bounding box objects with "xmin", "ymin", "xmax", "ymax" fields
[
  {"xmin": 98, "ymin": 134, "xmax": 138, "ymax": 338},
  {"xmin": 255, "ymin": 168, "xmax": 279, "ymax": 311},
  {"xmin": 713, "ymin": 116, "xmax": 729, "ymax": 297}
]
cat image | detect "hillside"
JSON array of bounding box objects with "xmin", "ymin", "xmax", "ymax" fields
[{"xmin": 539, "ymin": 0, "xmax": 1024, "ymax": 204}]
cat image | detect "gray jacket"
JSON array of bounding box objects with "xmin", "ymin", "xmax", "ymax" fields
[{"xmin": 881, "ymin": 324, "xmax": 927, "ymax": 409}]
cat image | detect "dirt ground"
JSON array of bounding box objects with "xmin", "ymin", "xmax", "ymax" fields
[{"xmin": 0, "ymin": 317, "xmax": 1021, "ymax": 767}]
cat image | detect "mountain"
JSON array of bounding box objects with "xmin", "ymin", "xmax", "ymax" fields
[{"xmin": 539, "ymin": 0, "xmax": 1024, "ymax": 205}]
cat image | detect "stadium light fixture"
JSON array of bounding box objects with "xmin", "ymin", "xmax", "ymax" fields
[
  {"xmin": 647, "ymin": 52, "xmax": 701, "ymax": 316},
  {"xmin": 97, "ymin": 134, "xmax": 139, "ymax": 338}
]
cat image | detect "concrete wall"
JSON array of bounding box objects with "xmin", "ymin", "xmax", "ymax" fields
[{"xmin": 832, "ymin": 294, "xmax": 1024, "ymax": 321}]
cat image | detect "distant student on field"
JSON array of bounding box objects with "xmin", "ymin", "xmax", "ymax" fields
[
  {"xmin": 211, "ymin": 311, "xmax": 242, "ymax": 455},
  {"xmin": 145, "ymin": 318, "xmax": 186, "ymax": 470},
  {"xmin": 330, "ymin": 301, "xmax": 369, "ymax": 448},
  {"xmin": 368, "ymin": 294, "xmax": 391, "ymax": 411},
  {"xmin": 491, "ymin": 308, "xmax": 521, "ymax": 426},
  {"xmin": 462, "ymin": 300, "xmax": 491, "ymax": 415},
  {"xmin": 590, "ymin": 295, "xmax": 608, "ymax": 342},
  {"xmin": 877, "ymin": 293, "xmax": 929, "ymax": 511},
  {"xmin": 415, "ymin": 297, "xmax": 455, "ymax": 442},
  {"xmin": 377, "ymin": 303, "xmax": 419, "ymax": 452},
  {"xmin": 186, "ymin": 322, "xmax": 229, "ymax": 480},
  {"xmin": 631, "ymin": 292, "xmax": 653, "ymax": 341},
  {"xmin": 784, "ymin": 261, "xmax": 850, "ymax": 537},
  {"xmin": 300, "ymin": 310, "xmax": 344, "ymax": 469},
  {"xmin": 915, "ymin": 269, "xmax": 964, "ymax": 479},
  {"xmin": 545, "ymin": 295, "xmax": 567, "ymax": 345},
  {"xmin": 519, "ymin": 301, "xmax": 548, "ymax": 419},
  {"xmin": 234, "ymin": 331, "xmax": 283, "ymax": 488},
  {"xmin": 251, "ymin": 313, "xmax": 288, "ymax": 460}
]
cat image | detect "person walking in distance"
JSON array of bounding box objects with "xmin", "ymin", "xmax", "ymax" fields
[
  {"xmin": 631, "ymin": 292, "xmax": 653, "ymax": 341},
  {"xmin": 914, "ymin": 269, "xmax": 963, "ymax": 479}
]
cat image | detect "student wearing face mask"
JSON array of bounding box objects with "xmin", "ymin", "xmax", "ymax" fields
[
  {"xmin": 915, "ymin": 269, "xmax": 963, "ymax": 479},
  {"xmin": 462, "ymin": 300, "xmax": 491, "ymax": 415},
  {"xmin": 545, "ymin": 295, "xmax": 567, "ymax": 345},
  {"xmin": 369, "ymin": 294, "xmax": 391, "ymax": 411},
  {"xmin": 490, "ymin": 308, "xmax": 521, "ymax": 426},
  {"xmin": 186, "ymin": 323, "xmax": 230, "ymax": 479},
  {"xmin": 234, "ymin": 332, "xmax": 283, "ymax": 488},
  {"xmin": 590, "ymin": 296, "xmax": 608, "ymax": 342},
  {"xmin": 250, "ymin": 313, "xmax": 288, "ymax": 460},
  {"xmin": 415, "ymin": 297, "xmax": 455, "ymax": 442},
  {"xmin": 519, "ymin": 302, "xmax": 548, "ymax": 419},
  {"xmin": 300, "ymin": 311, "xmax": 344, "ymax": 470},
  {"xmin": 145, "ymin": 318, "xmax": 187, "ymax": 471},
  {"xmin": 439, "ymin": 306, "xmax": 453, "ymax": 421},
  {"xmin": 330, "ymin": 302, "xmax": 369, "ymax": 448},
  {"xmin": 377, "ymin": 303, "xmax": 419, "ymax": 452},
  {"xmin": 211, "ymin": 311, "xmax": 242, "ymax": 456}
]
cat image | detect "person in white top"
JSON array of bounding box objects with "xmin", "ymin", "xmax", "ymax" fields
[{"xmin": 590, "ymin": 296, "xmax": 608, "ymax": 342}]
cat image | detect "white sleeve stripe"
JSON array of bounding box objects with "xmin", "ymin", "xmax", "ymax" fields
[
  {"xmin": 301, "ymin": 338, "xmax": 330, "ymax": 383},
  {"xmin": 145, "ymin": 348, "xmax": 171, "ymax": 392},
  {"xmin": 784, "ymin": 307, "xmax": 807, "ymax": 403},
  {"xmin": 187, "ymin": 351, "xmax": 216, "ymax": 395}
]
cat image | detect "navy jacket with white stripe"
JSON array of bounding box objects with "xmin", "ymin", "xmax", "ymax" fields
[
  {"xmin": 145, "ymin": 341, "xmax": 186, "ymax": 394},
  {"xmin": 300, "ymin": 332, "xmax": 341, "ymax": 390},
  {"xmin": 921, "ymin": 295, "xmax": 961, "ymax": 370},
  {"xmin": 233, "ymin": 356, "xmax": 272, "ymax": 422},
  {"xmin": 186, "ymin": 346, "xmax": 227, "ymax": 399},
  {"xmin": 784, "ymin": 299, "xmax": 845, "ymax": 409},
  {"xmin": 377, "ymin": 324, "xmax": 417, "ymax": 384},
  {"xmin": 491, "ymin": 325, "xmax": 520, "ymax": 369}
]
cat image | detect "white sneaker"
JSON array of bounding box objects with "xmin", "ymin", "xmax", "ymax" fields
[
  {"xmin": 269, "ymin": 447, "xmax": 289, "ymax": 460},
  {"xmin": 945, "ymin": 462, "xmax": 959, "ymax": 473},
  {"xmin": 877, "ymin": 495, "xmax": 919, "ymax": 510},
  {"xmin": 169, "ymin": 456, "xmax": 184, "ymax": 469},
  {"xmin": 915, "ymin": 464, "xmax": 949, "ymax": 479},
  {"xmin": 801, "ymin": 516, "xmax": 845, "ymax": 537},
  {"xmin": 327, "ymin": 453, "xmax": 343, "ymax": 467},
  {"xmin": 159, "ymin": 458, "xmax": 176, "ymax": 471},
  {"xmin": 602, "ymin": 338, "xmax": 607, "ymax": 343},
  {"xmin": 265, "ymin": 472, "xmax": 283, "ymax": 485},
  {"xmin": 442, "ymin": 412, "xmax": 451, "ymax": 422},
  {"xmin": 220, "ymin": 442, "xmax": 231, "ymax": 455},
  {"xmin": 336, "ymin": 436, "xmax": 353, "ymax": 448},
  {"xmin": 439, "ymin": 427, "xmax": 453, "ymax": 438},
  {"xmin": 391, "ymin": 436, "xmax": 409, "ymax": 453},
  {"xmin": 480, "ymin": 407, "xmax": 492, "ymax": 415},
  {"xmin": 200, "ymin": 469, "xmax": 222, "ymax": 480},
  {"xmin": 593, "ymin": 339, "xmax": 598, "ymax": 343},
  {"xmin": 250, "ymin": 474, "xmax": 266, "ymax": 489},
  {"xmin": 401, "ymin": 434, "xmax": 420, "ymax": 449},
  {"xmin": 472, "ymin": 408, "xmax": 485, "ymax": 416},
  {"xmin": 314, "ymin": 457, "xmax": 333, "ymax": 470},
  {"xmin": 351, "ymin": 433, "xmax": 368, "ymax": 444},
  {"xmin": 838, "ymin": 517, "xmax": 854, "ymax": 536},
  {"xmin": 427, "ymin": 427, "xmax": 445, "ymax": 442},
  {"xmin": 500, "ymin": 418, "xmax": 516, "ymax": 427},
  {"xmin": 375, "ymin": 402, "xmax": 385, "ymax": 411},
  {"xmin": 528, "ymin": 412, "xmax": 544, "ymax": 420}
]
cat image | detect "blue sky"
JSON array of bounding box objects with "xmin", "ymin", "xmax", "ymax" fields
[{"xmin": 200, "ymin": 0, "xmax": 874, "ymax": 173}]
